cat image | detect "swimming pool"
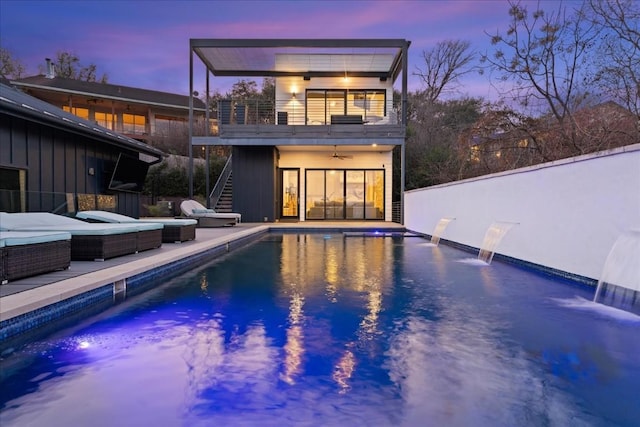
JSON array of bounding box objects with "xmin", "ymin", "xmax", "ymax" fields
[{"xmin": 1, "ymin": 233, "xmax": 638, "ymax": 426}]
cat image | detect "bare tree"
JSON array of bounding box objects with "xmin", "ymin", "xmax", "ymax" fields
[
  {"xmin": 457, "ymin": 103, "xmax": 544, "ymax": 178},
  {"xmin": 405, "ymin": 93, "xmax": 482, "ymax": 187},
  {"xmin": 482, "ymin": 1, "xmax": 602, "ymax": 155},
  {"xmin": 414, "ymin": 40, "xmax": 476, "ymax": 103},
  {"xmin": 587, "ymin": 0, "xmax": 639, "ymax": 125},
  {"xmin": 0, "ymin": 45, "xmax": 25, "ymax": 79},
  {"xmin": 260, "ymin": 77, "xmax": 275, "ymax": 101},
  {"xmin": 39, "ymin": 51, "xmax": 108, "ymax": 82},
  {"xmin": 228, "ymin": 79, "xmax": 258, "ymax": 99}
]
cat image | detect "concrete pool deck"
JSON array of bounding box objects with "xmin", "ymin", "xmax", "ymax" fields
[{"xmin": 0, "ymin": 221, "xmax": 405, "ymax": 323}]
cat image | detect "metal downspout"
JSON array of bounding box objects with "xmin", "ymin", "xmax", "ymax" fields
[
  {"xmin": 188, "ymin": 45, "xmax": 194, "ymax": 199},
  {"xmin": 401, "ymin": 40, "xmax": 409, "ymax": 225},
  {"xmin": 205, "ymin": 70, "xmax": 210, "ymax": 207}
]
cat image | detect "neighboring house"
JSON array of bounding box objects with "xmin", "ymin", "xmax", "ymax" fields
[
  {"xmin": 460, "ymin": 109, "xmax": 539, "ymax": 177},
  {"xmin": 0, "ymin": 82, "xmax": 165, "ymax": 217},
  {"xmin": 11, "ymin": 60, "xmax": 208, "ymax": 154},
  {"xmin": 556, "ymin": 101, "xmax": 639, "ymax": 150},
  {"xmin": 190, "ymin": 39, "xmax": 410, "ymax": 223},
  {"xmin": 461, "ymin": 101, "xmax": 639, "ymax": 178}
]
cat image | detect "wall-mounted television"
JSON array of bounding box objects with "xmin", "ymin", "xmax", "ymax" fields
[{"xmin": 108, "ymin": 153, "xmax": 150, "ymax": 193}]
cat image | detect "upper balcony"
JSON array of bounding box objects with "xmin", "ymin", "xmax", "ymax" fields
[
  {"xmin": 189, "ymin": 39, "xmax": 411, "ymax": 147},
  {"xmin": 208, "ymin": 98, "xmax": 405, "ymax": 143}
]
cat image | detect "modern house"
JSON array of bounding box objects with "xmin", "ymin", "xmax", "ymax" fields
[
  {"xmin": 0, "ymin": 81, "xmax": 165, "ymax": 217},
  {"xmin": 189, "ymin": 39, "xmax": 410, "ymax": 223}
]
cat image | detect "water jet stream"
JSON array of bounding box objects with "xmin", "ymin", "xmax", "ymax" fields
[
  {"xmin": 593, "ymin": 230, "xmax": 640, "ymax": 315},
  {"xmin": 430, "ymin": 218, "xmax": 454, "ymax": 246},
  {"xmin": 478, "ymin": 221, "xmax": 517, "ymax": 264}
]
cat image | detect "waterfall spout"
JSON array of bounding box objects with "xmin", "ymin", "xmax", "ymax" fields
[
  {"xmin": 593, "ymin": 230, "xmax": 640, "ymax": 315},
  {"xmin": 430, "ymin": 218, "xmax": 454, "ymax": 245},
  {"xmin": 478, "ymin": 221, "xmax": 517, "ymax": 264}
]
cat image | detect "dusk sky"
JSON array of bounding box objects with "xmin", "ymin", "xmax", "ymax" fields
[{"xmin": 1, "ymin": 0, "xmax": 549, "ymax": 100}]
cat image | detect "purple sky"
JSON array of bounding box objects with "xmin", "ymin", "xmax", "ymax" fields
[{"xmin": 1, "ymin": 0, "xmax": 545, "ymax": 100}]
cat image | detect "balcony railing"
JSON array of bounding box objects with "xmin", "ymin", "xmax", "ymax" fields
[
  {"xmin": 216, "ymin": 98, "xmax": 401, "ymax": 125},
  {"xmin": 206, "ymin": 98, "xmax": 404, "ymax": 140}
]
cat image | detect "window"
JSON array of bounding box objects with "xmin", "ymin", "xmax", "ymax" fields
[
  {"xmin": 305, "ymin": 170, "xmax": 325, "ymax": 219},
  {"xmin": 349, "ymin": 90, "xmax": 386, "ymax": 120},
  {"xmin": 470, "ymin": 146, "xmax": 481, "ymax": 162},
  {"xmin": 63, "ymin": 106, "xmax": 89, "ymax": 120},
  {"xmin": 305, "ymin": 89, "xmax": 386, "ymax": 125},
  {"xmin": 95, "ymin": 111, "xmax": 114, "ymax": 130},
  {"xmin": 155, "ymin": 115, "xmax": 188, "ymax": 136},
  {"xmin": 0, "ymin": 167, "xmax": 26, "ymax": 212},
  {"xmin": 123, "ymin": 113, "xmax": 146, "ymax": 134}
]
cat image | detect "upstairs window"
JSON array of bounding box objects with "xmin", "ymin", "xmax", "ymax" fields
[
  {"xmin": 63, "ymin": 106, "xmax": 89, "ymax": 121},
  {"xmin": 123, "ymin": 113, "xmax": 146, "ymax": 134},
  {"xmin": 349, "ymin": 90, "xmax": 386, "ymax": 122},
  {"xmin": 95, "ymin": 112, "xmax": 114, "ymax": 130},
  {"xmin": 305, "ymin": 89, "xmax": 386, "ymax": 125}
]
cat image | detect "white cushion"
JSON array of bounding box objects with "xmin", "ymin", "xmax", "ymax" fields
[
  {"xmin": 0, "ymin": 231, "xmax": 72, "ymax": 246},
  {"xmin": 0, "ymin": 212, "xmax": 140, "ymax": 235}
]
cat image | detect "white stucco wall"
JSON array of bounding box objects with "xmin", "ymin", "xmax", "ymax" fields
[{"xmin": 404, "ymin": 144, "xmax": 640, "ymax": 282}]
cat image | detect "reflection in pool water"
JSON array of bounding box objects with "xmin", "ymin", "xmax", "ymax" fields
[{"xmin": 1, "ymin": 233, "xmax": 638, "ymax": 427}]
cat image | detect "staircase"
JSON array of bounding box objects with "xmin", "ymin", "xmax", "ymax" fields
[
  {"xmin": 214, "ymin": 173, "xmax": 233, "ymax": 213},
  {"xmin": 209, "ymin": 155, "xmax": 233, "ymax": 213}
]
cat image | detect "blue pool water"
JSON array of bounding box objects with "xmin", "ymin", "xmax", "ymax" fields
[{"xmin": 1, "ymin": 233, "xmax": 639, "ymax": 427}]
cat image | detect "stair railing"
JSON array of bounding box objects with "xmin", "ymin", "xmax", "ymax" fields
[{"xmin": 209, "ymin": 155, "xmax": 232, "ymax": 209}]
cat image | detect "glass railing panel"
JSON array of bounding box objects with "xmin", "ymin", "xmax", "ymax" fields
[{"xmin": 0, "ymin": 190, "xmax": 117, "ymax": 214}]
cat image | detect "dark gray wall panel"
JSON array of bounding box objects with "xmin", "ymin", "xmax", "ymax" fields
[
  {"xmin": 53, "ymin": 131, "xmax": 66, "ymax": 192},
  {"xmin": 39, "ymin": 128, "xmax": 53, "ymax": 194},
  {"xmin": 65, "ymin": 139, "xmax": 76, "ymax": 194},
  {"xmin": 0, "ymin": 115, "xmax": 11, "ymax": 165},
  {"xmin": 1, "ymin": 114, "xmax": 142, "ymax": 215},
  {"xmin": 232, "ymin": 146, "xmax": 276, "ymax": 222}
]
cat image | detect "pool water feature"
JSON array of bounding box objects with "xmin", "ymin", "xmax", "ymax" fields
[
  {"xmin": 1, "ymin": 233, "xmax": 638, "ymax": 427},
  {"xmin": 593, "ymin": 229, "xmax": 640, "ymax": 315},
  {"xmin": 478, "ymin": 221, "xmax": 517, "ymax": 264},
  {"xmin": 430, "ymin": 217, "xmax": 454, "ymax": 245}
]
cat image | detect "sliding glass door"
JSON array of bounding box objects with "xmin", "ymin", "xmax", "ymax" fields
[
  {"xmin": 305, "ymin": 89, "xmax": 386, "ymax": 125},
  {"xmin": 305, "ymin": 169, "xmax": 384, "ymax": 220}
]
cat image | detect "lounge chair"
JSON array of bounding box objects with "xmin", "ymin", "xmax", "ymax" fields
[
  {"xmin": 179, "ymin": 200, "xmax": 241, "ymax": 227},
  {"xmin": 72, "ymin": 211, "xmax": 163, "ymax": 251},
  {"xmin": 73, "ymin": 212, "xmax": 162, "ymax": 252},
  {"xmin": 76, "ymin": 210, "xmax": 197, "ymax": 243},
  {"xmin": 0, "ymin": 212, "xmax": 140, "ymax": 261},
  {"xmin": 0, "ymin": 231, "xmax": 72, "ymax": 284}
]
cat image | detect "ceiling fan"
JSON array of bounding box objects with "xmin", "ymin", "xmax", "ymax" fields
[{"xmin": 330, "ymin": 145, "xmax": 353, "ymax": 160}]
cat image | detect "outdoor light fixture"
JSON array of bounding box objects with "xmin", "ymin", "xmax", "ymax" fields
[{"xmin": 292, "ymin": 92, "xmax": 297, "ymax": 99}]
